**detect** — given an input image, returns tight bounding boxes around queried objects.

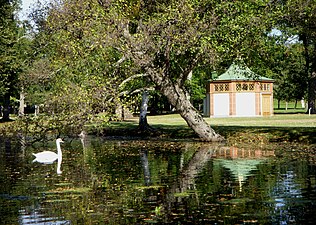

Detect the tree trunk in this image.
[302,35,316,114]
[301,98,305,108]
[34,105,40,116]
[19,91,25,117]
[114,103,123,121]
[307,71,316,114]
[139,90,151,132]
[1,93,11,121]
[177,96,223,142]
[151,73,223,142]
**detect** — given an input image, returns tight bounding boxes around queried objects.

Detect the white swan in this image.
[32,138,64,164]
[33,138,64,174]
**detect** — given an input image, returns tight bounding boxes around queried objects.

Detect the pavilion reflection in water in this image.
[213,146,275,191]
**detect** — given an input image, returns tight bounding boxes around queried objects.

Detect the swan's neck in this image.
[57,156,62,174]
[56,142,62,156]
[56,141,62,174]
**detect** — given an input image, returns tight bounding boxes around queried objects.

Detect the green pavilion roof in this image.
[213,63,273,82]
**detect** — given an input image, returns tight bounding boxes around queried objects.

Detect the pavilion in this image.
[203,62,274,117]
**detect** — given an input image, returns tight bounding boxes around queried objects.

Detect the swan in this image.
[32,138,64,164]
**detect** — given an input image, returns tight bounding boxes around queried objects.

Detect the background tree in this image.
[0,0,23,121]
[19,0,125,137]
[273,44,307,108]
[279,0,316,113]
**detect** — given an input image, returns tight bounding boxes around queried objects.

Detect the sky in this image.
[18,0,36,20]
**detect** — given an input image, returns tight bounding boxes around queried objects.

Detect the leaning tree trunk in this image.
[173,90,222,142]
[151,73,223,142]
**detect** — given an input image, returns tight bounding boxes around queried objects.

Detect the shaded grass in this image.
[1,113,315,146]
[103,114,316,145]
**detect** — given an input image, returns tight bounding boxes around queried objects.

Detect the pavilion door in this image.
[262,94,271,116]
[213,93,230,116]
[236,93,256,116]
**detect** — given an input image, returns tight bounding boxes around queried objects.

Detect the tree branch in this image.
[119,73,149,88]
[119,87,155,97]
[177,54,201,86]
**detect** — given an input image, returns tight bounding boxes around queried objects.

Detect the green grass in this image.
[140,113,316,127]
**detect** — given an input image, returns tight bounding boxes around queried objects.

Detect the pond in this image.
[0,136,316,224]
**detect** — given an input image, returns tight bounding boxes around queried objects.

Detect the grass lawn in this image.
[142,113,316,127]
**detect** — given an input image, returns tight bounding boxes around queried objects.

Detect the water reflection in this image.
[19,207,70,225]
[0,137,315,224]
[214,147,275,191]
[268,164,314,224]
[140,150,151,186]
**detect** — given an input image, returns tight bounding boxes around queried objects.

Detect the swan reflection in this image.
[32,138,64,174]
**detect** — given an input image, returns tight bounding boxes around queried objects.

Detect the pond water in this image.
[0,136,316,224]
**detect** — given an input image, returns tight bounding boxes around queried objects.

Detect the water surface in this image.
[0,136,315,224]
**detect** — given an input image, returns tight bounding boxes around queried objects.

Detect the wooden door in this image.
[262,94,271,116]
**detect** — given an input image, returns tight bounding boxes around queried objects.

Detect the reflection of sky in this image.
[269,170,303,224]
[19,206,70,225]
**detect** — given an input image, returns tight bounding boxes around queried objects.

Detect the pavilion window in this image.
[236,83,242,91]
[214,84,220,92]
[224,83,229,91]
[214,83,229,92]
[261,83,270,91]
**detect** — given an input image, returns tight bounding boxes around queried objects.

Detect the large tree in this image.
[101,0,278,141]
[118,0,223,141]
[30,0,280,141]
